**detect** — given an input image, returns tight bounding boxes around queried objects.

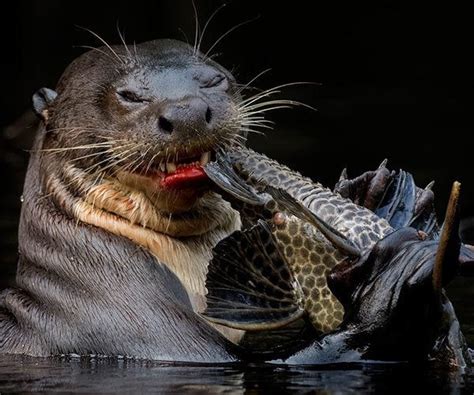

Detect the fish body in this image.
[272,216,346,332]
[204,216,347,334]
[203,148,370,334]
[202,147,441,335]
[228,147,394,251]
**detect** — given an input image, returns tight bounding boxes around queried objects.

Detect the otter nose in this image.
[157,97,212,135]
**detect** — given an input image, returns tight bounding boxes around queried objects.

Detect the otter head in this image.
[33,39,244,236]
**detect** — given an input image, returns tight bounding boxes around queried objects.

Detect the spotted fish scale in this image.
[203,148,453,341]
[230,148,393,250]
[273,217,346,332]
[203,148,390,334]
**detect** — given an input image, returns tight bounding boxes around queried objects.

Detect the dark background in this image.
[1,0,473,288]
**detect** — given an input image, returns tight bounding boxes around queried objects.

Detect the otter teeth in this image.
[161,152,210,174]
[166,162,177,173]
[200,152,211,166]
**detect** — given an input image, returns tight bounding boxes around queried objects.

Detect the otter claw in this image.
[339,168,348,182]
[425,180,435,191]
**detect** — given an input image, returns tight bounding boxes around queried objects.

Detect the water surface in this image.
[0,355,473,394]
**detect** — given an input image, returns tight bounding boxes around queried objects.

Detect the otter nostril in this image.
[205,107,212,124]
[158,116,174,134]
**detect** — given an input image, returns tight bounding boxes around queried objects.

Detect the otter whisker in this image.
[196,2,228,55]
[67,149,114,163]
[204,16,258,59]
[90,170,107,192]
[130,144,153,175]
[203,52,223,62]
[117,158,139,175]
[93,151,139,175]
[238,91,287,108]
[37,139,132,156]
[216,130,247,149]
[191,0,201,56]
[178,27,191,46]
[240,122,274,130]
[40,126,126,135]
[234,68,272,97]
[220,137,245,150]
[117,157,142,176]
[233,83,263,94]
[144,149,163,175]
[240,121,275,129]
[69,81,112,95]
[107,145,141,166]
[133,41,138,60]
[66,141,137,163]
[228,131,248,141]
[82,147,137,176]
[222,118,271,139]
[165,212,173,234]
[79,27,126,65]
[235,115,274,124]
[39,161,109,205]
[116,22,133,60]
[109,155,139,177]
[240,99,315,112]
[239,128,266,136]
[34,142,115,154]
[238,82,318,107]
[114,143,145,162]
[129,153,149,175]
[76,45,121,66]
[239,105,294,117]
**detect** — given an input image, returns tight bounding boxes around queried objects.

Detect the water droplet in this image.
[20,195,24,203]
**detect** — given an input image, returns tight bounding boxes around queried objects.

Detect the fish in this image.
[204,215,349,334]
[206,147,439,248]
[201,147,442,334]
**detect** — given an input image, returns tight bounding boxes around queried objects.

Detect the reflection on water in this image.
[0,355,473,394]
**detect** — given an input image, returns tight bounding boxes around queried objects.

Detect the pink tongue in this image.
[160,165,209,189]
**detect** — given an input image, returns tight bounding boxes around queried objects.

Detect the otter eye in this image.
[117,90,147,104]
[203,75,226,89]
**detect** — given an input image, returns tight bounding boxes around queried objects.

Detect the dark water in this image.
[0,355,473,394]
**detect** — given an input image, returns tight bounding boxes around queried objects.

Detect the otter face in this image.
[35,39,243,214]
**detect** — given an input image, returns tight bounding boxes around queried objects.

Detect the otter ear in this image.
[32,87,57,122]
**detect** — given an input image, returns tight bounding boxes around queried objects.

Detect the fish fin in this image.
[203,220,305,331]
[409,181,440,237]
[263,185,361,257]
[335,163,439,237]
[204,153,263,205]
[376,170,416,228]
[376,170,440,236]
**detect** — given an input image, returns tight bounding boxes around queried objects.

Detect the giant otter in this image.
[0,39,245,362]
[0,38,472,366]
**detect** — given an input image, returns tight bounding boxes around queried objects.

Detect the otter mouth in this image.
[143,151,214,190]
